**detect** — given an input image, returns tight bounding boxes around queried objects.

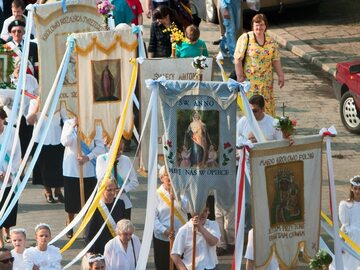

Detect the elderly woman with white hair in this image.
[103,219,141,270]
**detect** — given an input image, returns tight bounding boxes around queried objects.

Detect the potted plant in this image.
[309,250,333,270]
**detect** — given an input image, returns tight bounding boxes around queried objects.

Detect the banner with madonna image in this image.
[34,0,105,114]
[74,25,137,143]
[158,80,237,214]
[250,135,323,269]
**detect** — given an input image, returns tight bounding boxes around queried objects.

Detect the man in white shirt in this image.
[171,199,221,270]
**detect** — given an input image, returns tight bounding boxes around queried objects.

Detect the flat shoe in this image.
[55,192,65,203]
[44,193,56,203]
[66,228,73,239]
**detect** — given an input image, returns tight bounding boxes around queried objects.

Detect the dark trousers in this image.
[124,208,131,220]
[153,236,175,270]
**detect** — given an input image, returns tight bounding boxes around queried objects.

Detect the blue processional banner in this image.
[158,80,237,214]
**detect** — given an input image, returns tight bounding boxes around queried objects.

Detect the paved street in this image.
[3,0,360,269]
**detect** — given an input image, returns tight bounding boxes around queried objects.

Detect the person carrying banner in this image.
[104,219,141,270]
[85,178,126,255]
[153,165,188,270]
[61,117,105,238]
[96,138,139,220]
[0,107,21,247]
[3,18,38,80]
[339,175,360,270]
[171,198,221,270]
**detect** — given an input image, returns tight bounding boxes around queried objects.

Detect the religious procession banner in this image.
[158,80,236,213]
[33,0,105,114]
[74,26,137,143]
[139,58,214,171]
[250,135,323,269]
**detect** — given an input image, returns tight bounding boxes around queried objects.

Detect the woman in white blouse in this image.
[104,219,141,270]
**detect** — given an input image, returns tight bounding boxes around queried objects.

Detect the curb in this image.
[267,28,336,78]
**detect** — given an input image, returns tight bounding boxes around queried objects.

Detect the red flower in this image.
[224,142,231,149]
[291,119,297,126]
[167,140,172,148]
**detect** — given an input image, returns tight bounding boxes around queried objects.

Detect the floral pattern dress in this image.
[234,31,280,116]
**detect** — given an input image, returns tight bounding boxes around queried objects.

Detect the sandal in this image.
[44,193,56,204]
[66,228,73,239]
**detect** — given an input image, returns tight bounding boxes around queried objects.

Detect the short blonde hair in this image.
[116,219,135,235]
[159,165,168,179]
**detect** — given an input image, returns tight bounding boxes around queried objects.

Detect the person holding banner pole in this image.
[61,117,105,239]
[153,166,187,270]
[171,198,220,270]
[0,107,21,248]
[96,138,139,220]
[339,175,360,270]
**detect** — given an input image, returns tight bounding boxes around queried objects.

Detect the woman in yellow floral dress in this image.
[234,14,285,116]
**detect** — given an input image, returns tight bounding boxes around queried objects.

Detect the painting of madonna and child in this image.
[265,162,304,227]
[176,110,219,168]
[92,59,121,102]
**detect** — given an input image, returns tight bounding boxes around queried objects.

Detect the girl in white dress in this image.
[10,228,27,270]
[88,253,106,270]
[339,175,360,270]
[23,223,62,270]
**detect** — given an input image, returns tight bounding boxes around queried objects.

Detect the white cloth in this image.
[14,74,38,117]
[154,184,188,242]
[0,125,21,185]
[236,114,283,145]
[339,200,360,270]
[104,234,141,270]
[1,15,37,41]
[171,219,221,270]
[11,250,25,270]
[26,99,63,145]
[244,229,279,270]
[23,245,62,270]
[96,153,139,209]
[61,118,105,178]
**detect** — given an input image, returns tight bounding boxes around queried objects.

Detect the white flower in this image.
[272,118,279,127]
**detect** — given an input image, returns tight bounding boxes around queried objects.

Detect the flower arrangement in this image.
[273,116,297,138]
[163,22,186,45]
[192,56,208,70]
[309,250,333,270]
[96,0,115,26]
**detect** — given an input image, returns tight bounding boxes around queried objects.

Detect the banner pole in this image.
[192,225,196,270]
[169,187,175,270]
[77,127,86,208]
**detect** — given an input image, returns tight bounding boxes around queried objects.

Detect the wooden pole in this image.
[192,222,197,270]
[76,127,85,208]
[169,187,175,270]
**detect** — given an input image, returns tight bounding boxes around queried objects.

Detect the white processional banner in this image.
[250,136,323,269]
[74,27,137,143]
[139,58,214,171]
[34,0,104,113]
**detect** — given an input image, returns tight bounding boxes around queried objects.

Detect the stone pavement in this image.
[267,0,360,77]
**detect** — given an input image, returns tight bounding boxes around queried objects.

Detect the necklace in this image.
[254,33,265,47]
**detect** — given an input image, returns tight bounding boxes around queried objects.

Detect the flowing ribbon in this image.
[63,75,154,268]
[79,138,96,167]
[0,4,34,182]
[157,188,187,225]
[215,52,229,82]
[60,58,138,252]
[135,77,159,270]
[61,0,67,13]
[132,25,146,59]
[320,126,344,269]
[0,35,74,226]
[98,200,117,237]
[228,79,266,143]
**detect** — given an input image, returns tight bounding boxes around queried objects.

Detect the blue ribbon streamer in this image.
[0,37,74,226]
[61,0,67,13]
[227,78,251,93]
[80,140,96,167]
[131,25,146,59]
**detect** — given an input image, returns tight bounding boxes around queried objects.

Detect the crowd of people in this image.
[0,0,357,269]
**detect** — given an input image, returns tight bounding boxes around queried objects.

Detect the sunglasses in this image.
[11,30,22,34]
[0,257,14,264]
